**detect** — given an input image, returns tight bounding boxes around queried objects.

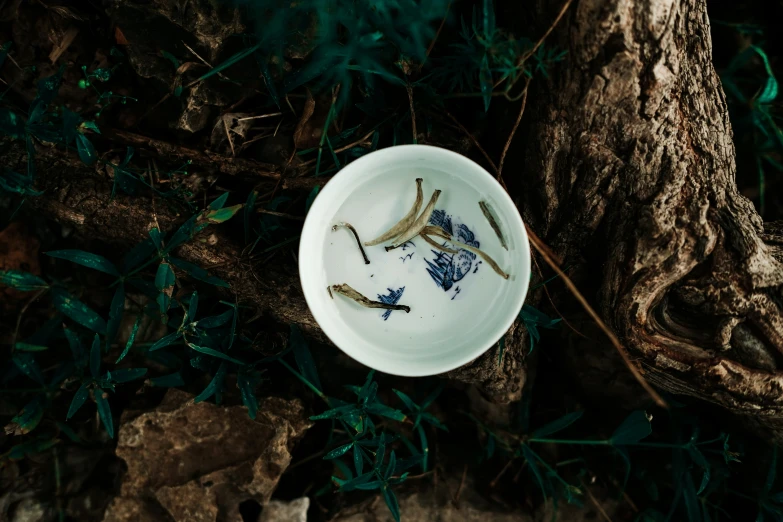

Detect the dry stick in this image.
[494,0,574,90]
[332,223,370,264]
[497,79,530,182]
[407,84,418,143]
[530,253,588,340]
[443,110,498,173]
[424,0,453,61]
[237,112,283,122]
[581,481,614,522]
[453,464,468,509]
[223,118,236,157]
[489,459,514,489]
[331,284,410,313]
[300,130,375,167]
[525,228,667,408]
[256,208,306,221]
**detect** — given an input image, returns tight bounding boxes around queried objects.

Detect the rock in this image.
[101,497,170,522]
[103,389,312,522]
[331,474,619,522]
[8,497,55,522]
[259,497,309,522]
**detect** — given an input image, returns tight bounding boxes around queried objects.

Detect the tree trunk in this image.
[516,0,783,441]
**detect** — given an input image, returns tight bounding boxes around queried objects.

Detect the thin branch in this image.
[256,209,306,221]
[443,110,498,173]
[407,85,418,144]
[525,226,668,408]
[424,0,453,61]
[497,79,530,182]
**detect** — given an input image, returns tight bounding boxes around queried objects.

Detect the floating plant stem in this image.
[390,189,442,248]
[420,234,459,254]
[365,178,423,246]
[450,239,510,279]
[331,284,411,313]
[332,222,370,264]
[479,201,508,250]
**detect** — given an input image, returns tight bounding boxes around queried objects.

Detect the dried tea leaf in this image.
[479,201,508,250]
[422,225,451,240]
[449,239,509,279]
[332,284,410,313]
[390,189,441,248]
[332,222,370,264]
[364,178,423,246]
[420,234,458,254]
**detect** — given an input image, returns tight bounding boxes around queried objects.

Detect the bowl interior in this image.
[299,145,530,376]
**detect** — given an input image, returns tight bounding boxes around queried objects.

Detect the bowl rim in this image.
[298,144,531,376]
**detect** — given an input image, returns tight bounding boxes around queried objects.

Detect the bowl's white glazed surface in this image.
[299,145,530,376]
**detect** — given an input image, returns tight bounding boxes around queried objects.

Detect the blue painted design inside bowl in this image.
[424,210,480,293]
[378,287,405,321]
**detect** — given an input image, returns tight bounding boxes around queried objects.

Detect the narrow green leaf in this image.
[150,372,185,387]
[51,287,106,333]
[520,445,549,500]
[197,309,233,329]
[46,250,120,276]
[0,270,48,291]
[196,44,261,83]
[95,389,114,438]
[244,190,258,244]
[324,443,354,460]
[385,450,397,480]
[393,389,418,412]
[687,445,711,495]
[67,382,90,420]
[108,368,147,383]
[188,343,244,365]
[480,54,492,112]
[76,134,97,165]
[12,352,44,385]
[290,324,322,392]
[335,471,375,492]
[7,396,45,435]
[382,486,401,522]
[194,362,227,403]
[149,330,182,352]
[106,284,125,352]
[610,411,652,445]
[161,50,180,69]
[123,237,156,273]
[56,421,81,442]
[355,480,384,491]
[90,334,101,378]
[305,185,320,213]
[14,342,47,352]
[169,257,230,288]
[354,444,364,475]
[203,204,243,224]
[237,371,258,419]
[416,424,429,472]
[187,291,199,322]
[64,328,85,365]
[115,313,142,363]
[210,192,229,210]
[155,261,175,314]
[532,411,584,438]
[366,403,407,422]
[483,0,496,38]
[332,459,354,482]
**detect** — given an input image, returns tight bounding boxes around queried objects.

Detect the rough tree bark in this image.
[516,0,783,440]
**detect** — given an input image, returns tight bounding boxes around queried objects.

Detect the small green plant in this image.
[720,31,782,216]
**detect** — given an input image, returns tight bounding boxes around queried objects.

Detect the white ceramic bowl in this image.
[299,145,531,376]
